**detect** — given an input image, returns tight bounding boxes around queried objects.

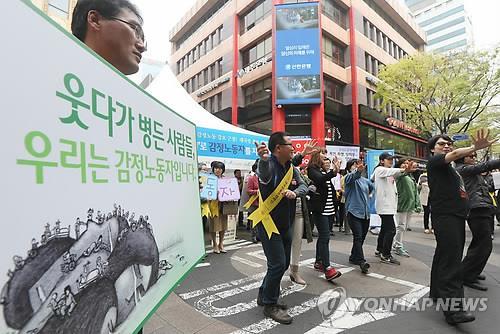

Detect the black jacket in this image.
[455,159,500,211]
[257,155,308,233]
[307,166,337,213]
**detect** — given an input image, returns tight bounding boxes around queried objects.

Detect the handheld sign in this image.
[199,172,218,200]
[0,2,204,334]
[217,178,241,202]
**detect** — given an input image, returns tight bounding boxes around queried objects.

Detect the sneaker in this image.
[263,305,293,325]
[407,227,412,231]
[394,248,410,257]
[424,229,430,234]
[314,261,325,272]
[325,267,342,281]
[374,251,381,258]
[360,262,370,274]
[380,254,400,265]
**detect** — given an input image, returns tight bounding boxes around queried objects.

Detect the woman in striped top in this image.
[307,152,342,282]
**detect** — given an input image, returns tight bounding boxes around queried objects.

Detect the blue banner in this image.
[196,127,268,160]
[275,2,321,105]
[366,149,395,180]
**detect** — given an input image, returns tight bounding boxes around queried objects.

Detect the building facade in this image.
[169,0,428,159]
[32,0,77,30]
[405,0,473,53]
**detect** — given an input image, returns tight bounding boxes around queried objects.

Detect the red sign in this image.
[386,117,421,135]
[292,139,311,167]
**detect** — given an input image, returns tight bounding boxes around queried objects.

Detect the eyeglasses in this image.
[435,141,453,147]
[108,17,147,46]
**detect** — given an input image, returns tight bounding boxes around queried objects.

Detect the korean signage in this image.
[325,145,361,170]
[1,2,204,334]
[237,55,272,77]
[274,2,322,105]
[386,117,421,135]
[199,172,218,200]
[217,178,241,202]
[196,127,268,162]
[195,74,230,97]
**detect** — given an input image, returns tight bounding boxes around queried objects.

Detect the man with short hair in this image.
[71,0,146,75]
[254,132,308,324]
[427,129,496,325]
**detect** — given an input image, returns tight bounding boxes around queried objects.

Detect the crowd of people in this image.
[200,130,499,327]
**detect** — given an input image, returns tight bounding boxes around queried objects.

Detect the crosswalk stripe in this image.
[231,256,263,268]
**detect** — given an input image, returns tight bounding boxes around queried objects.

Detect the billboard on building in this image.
[274,2,322,105]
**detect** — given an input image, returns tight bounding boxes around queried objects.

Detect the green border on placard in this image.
[20,0,195,128]
[17,1,207,334]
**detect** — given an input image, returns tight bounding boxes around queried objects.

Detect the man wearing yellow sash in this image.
[253,132,307,325]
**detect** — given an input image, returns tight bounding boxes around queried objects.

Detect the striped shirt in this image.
[322,171,336,216]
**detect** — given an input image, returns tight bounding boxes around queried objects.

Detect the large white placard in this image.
[0,2,204,334]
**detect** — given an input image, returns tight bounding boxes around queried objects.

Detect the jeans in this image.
[376,215,396,257]
[423,205,431,230]
[257,223,293,305]
[313,213,332,269]
[347,213,369,264]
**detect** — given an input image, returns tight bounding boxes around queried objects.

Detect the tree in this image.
[375,47,500,134]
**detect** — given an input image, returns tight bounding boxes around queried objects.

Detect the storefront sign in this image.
[365,75,379,86]
[237,55,272,77]
[1,2,204,333]
[196,75,230,97]
[275,2,322,105]
[386,117,421,135]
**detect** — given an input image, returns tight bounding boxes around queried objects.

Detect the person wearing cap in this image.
[427,129,496,325]
[344,158,374,273]
[208,161,229,254]
[372,152,416,265]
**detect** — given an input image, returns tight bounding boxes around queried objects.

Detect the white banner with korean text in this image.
[0,2,204,334]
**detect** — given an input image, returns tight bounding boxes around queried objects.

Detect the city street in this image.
[144,216,500,334]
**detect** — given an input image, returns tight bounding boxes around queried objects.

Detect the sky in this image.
[132,0,500,63]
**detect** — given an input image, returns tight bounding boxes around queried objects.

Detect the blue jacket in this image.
[344,169,374,219]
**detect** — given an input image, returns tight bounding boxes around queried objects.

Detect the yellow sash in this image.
[248,166,294,238]
[243,193,259,210]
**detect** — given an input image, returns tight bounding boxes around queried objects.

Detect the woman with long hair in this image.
[307,152,342,282]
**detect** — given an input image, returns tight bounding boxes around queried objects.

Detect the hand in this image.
[255,141,269,161]
[471,129,498,151]
[302,139,319,156]
[333,156,341,171]
[404,161,417,173]
[356,161,366,172]
[282,190,297,200]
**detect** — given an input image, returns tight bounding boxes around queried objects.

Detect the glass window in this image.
[249,46,257,64]
[257,42,265,59]
[203,69,208,85]
[217,93,222,111]
[218,59,223,77]
[265,37,272,55]
[244,77,272,105]
[206,36,212,52]
[210,64,216,81]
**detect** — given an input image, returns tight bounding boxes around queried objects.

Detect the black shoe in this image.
[263,305,293,325]
[445,311,475,325]
[330,230,335,236]
[463,281,488,291]
[252,236,258,243]
[360,262,370,274]
[477,274,486,281]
